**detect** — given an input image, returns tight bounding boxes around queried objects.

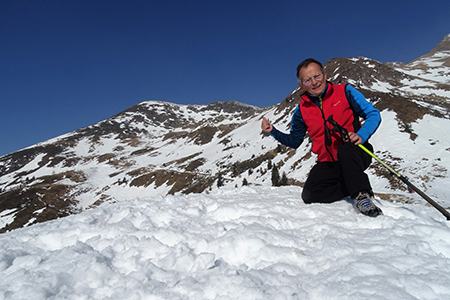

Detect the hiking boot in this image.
[354,191,383,217]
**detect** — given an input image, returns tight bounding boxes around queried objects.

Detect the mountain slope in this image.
[1,34,450,233]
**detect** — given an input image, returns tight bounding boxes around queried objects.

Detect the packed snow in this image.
[1,185,450,299]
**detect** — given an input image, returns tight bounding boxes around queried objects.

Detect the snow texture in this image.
[1,186,450,299]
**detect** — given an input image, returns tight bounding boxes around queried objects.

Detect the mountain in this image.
[1,34,450,233]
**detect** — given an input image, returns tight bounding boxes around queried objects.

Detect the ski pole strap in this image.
[326,115,349,143]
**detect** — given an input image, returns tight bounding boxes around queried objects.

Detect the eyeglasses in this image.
[300,73,323,86]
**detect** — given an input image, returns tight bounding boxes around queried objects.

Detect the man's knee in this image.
[337,142,354,160]
[302,188,312,204]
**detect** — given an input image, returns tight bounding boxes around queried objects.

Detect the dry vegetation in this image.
[129,169,215,195]
[0,171,85,233]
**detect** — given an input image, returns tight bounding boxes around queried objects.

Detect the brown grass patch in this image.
[129,169,215,195]
[0,171,86,233]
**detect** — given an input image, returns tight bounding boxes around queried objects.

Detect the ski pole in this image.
[358,144,450,221]
[326,114,450,221]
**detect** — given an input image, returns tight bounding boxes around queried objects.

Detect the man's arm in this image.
[261,106,307,149]
[345,85,381,143]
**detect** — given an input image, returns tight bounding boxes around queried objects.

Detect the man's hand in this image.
[261,117,273,133]
[348,132,362,145]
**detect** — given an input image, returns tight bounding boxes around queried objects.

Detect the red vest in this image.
[299,83,360,162]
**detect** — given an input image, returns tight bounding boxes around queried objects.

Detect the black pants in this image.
[301,142,373,204]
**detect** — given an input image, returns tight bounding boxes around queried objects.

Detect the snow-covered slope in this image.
[1,34,450,234]
[1,186,450,299]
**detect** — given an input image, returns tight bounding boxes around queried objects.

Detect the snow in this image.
[1,185,450,299]
[2,41,450,299]
[0,209,17,230]
[369,111,450,202]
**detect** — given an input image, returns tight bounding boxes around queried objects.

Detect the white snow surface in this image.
[1,185,450,300]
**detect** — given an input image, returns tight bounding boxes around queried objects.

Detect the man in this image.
[261,58,382,217]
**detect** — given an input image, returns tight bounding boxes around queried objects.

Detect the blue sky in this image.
[1,0,450,156]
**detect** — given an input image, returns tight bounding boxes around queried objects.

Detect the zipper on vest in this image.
[319,94,336,162]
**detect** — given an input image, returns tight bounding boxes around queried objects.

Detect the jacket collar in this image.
[301,82,333,102]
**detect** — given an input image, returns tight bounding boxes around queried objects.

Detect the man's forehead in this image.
[299,63,322,76]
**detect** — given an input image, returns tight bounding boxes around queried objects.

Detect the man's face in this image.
[298,63,327,96]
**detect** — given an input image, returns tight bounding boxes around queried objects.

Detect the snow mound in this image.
[1,186,450,299]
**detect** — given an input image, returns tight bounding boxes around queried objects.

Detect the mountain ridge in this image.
[1,34,450,233]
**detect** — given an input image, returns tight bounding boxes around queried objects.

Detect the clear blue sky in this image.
[1,0,450,156]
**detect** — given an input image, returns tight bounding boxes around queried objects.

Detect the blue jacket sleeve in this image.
[269,105,306,149]
[345,85,381,143]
